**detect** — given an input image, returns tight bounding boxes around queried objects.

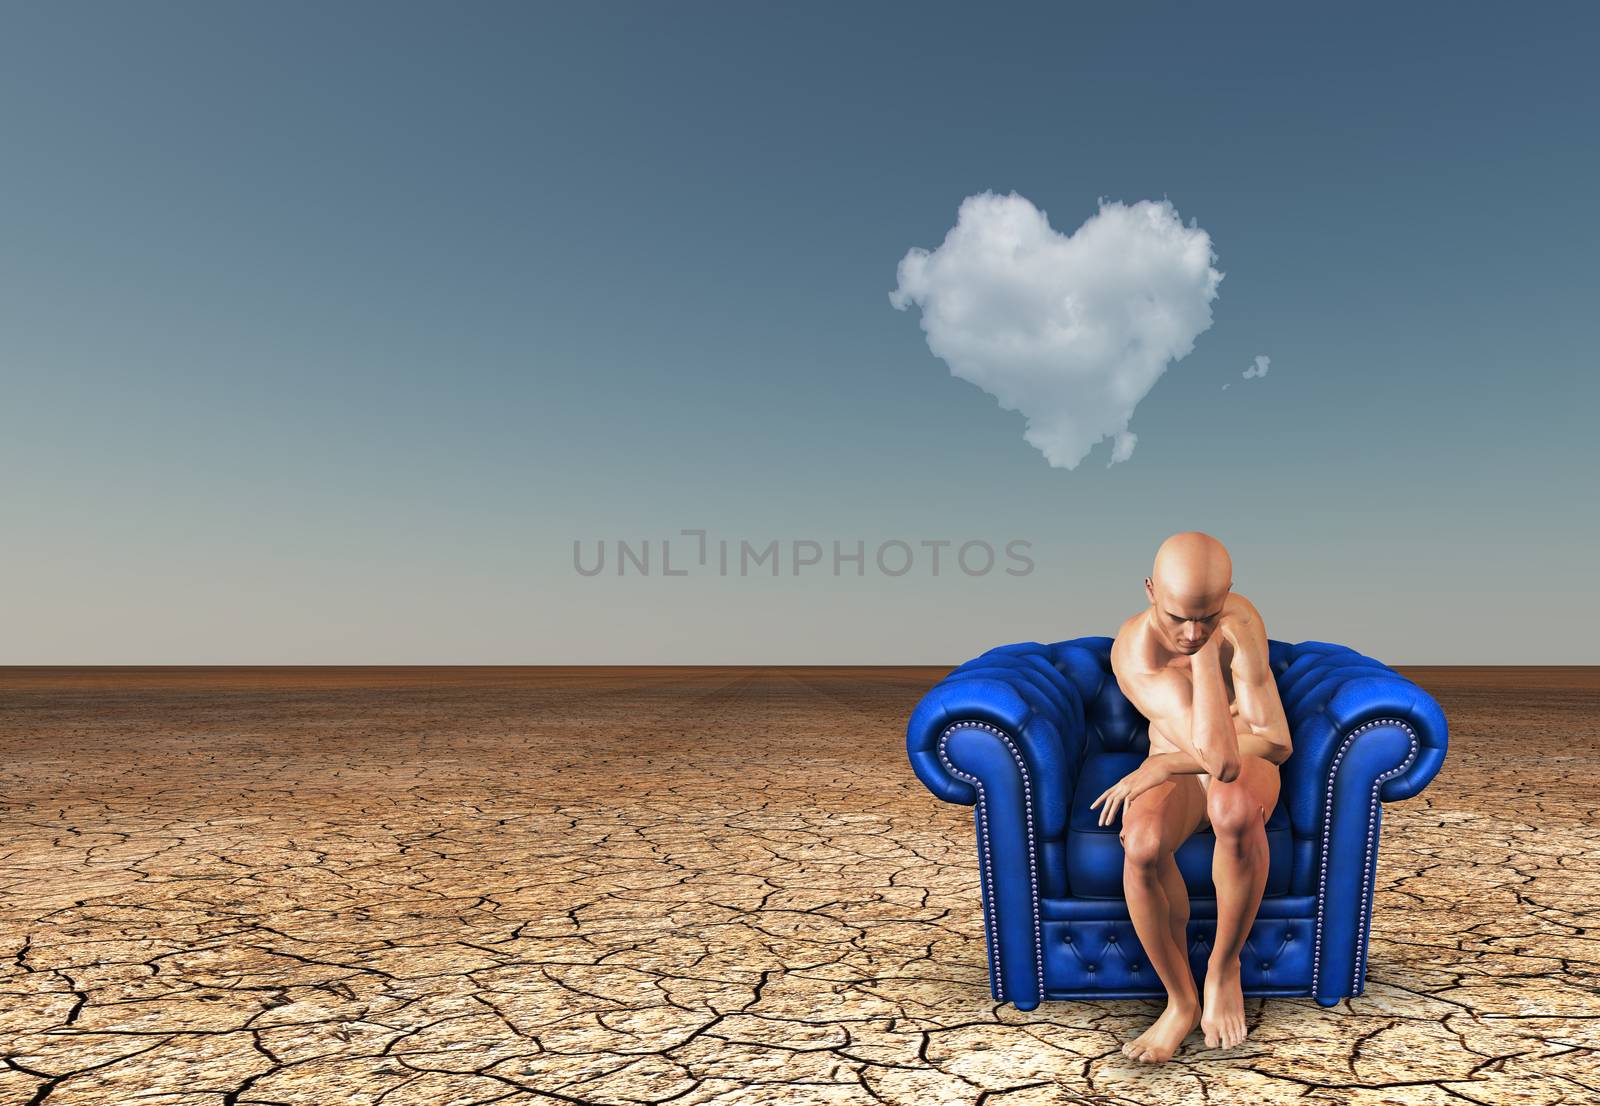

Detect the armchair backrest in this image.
[1042,635,1446,855]
[1042,635,1297,761]
[911,633,1446,901]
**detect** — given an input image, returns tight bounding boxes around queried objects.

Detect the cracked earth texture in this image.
[0,664,1595,1106]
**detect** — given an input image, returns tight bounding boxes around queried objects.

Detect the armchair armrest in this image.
[905,645,1086,837]
[904,644,1089,1011]
[1274,643,1450,1005]
[1277,643,1449,838]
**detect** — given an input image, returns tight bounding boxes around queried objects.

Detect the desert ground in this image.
[0,663,1595,1105]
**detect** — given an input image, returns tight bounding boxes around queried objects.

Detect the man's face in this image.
[1145,577,1226,655]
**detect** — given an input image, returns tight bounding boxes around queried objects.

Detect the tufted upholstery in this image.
[906,635,1448,1010]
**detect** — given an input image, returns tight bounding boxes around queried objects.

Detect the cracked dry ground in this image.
[0,666,1596,1106]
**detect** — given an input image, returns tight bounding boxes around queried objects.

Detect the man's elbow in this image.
[1265,728,1293,765]
[1250,739,1292,768]
[1237,728,1292,767]
[1206,753,1243,783]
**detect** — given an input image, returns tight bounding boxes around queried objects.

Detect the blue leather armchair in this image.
[905,636,1447,1010]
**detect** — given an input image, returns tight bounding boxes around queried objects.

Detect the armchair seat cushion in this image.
[1066,752,1294,899]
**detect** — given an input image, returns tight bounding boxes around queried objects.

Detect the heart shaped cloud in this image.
[890,192,1223,469]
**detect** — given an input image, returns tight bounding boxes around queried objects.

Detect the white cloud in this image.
[1224,353,1271,390]
[890,191,1223,469]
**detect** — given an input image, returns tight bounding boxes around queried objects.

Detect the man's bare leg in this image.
[1119,776,1207,1063]
[1159,832,1192,955]
[1202,754,1281,1049]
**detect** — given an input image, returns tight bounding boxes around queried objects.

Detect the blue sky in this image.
[3,1,1596,664]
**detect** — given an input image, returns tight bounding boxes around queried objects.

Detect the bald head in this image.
[1148,531,1233,612]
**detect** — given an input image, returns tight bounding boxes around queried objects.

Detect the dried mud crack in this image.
[0,664,1595,1105]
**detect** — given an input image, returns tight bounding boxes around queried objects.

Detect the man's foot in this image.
[1201,958,1248,1049]
[1122,997,1200,1063]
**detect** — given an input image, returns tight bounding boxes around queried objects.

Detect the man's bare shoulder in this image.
[1223,592,1278,683]
[1110,610,1147,669]
[1224,591,1263,626]
[1110,611,1167,693]
[1223,592,1271,653]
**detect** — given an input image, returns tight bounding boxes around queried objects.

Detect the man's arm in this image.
[1149,734,1284,776]
[1222,598,1293,765]
[1115,655,1243,783]
[1189,634,1242,780]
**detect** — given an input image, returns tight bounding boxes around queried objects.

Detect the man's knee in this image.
[1207,786,1267,838]
[1119,823,1169,869]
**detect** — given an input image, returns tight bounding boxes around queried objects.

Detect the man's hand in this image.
[1194,628,1229,660]
[1088,758,1172,827]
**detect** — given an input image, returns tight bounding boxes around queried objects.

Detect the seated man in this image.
[1090,530,1292,1063]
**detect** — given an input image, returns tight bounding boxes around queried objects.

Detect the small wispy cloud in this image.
[890,191,1224,470]
[1224,354,1271,390]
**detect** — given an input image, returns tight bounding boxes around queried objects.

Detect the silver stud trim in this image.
[1310,717,1419,998]
[936,720,1044,1003]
